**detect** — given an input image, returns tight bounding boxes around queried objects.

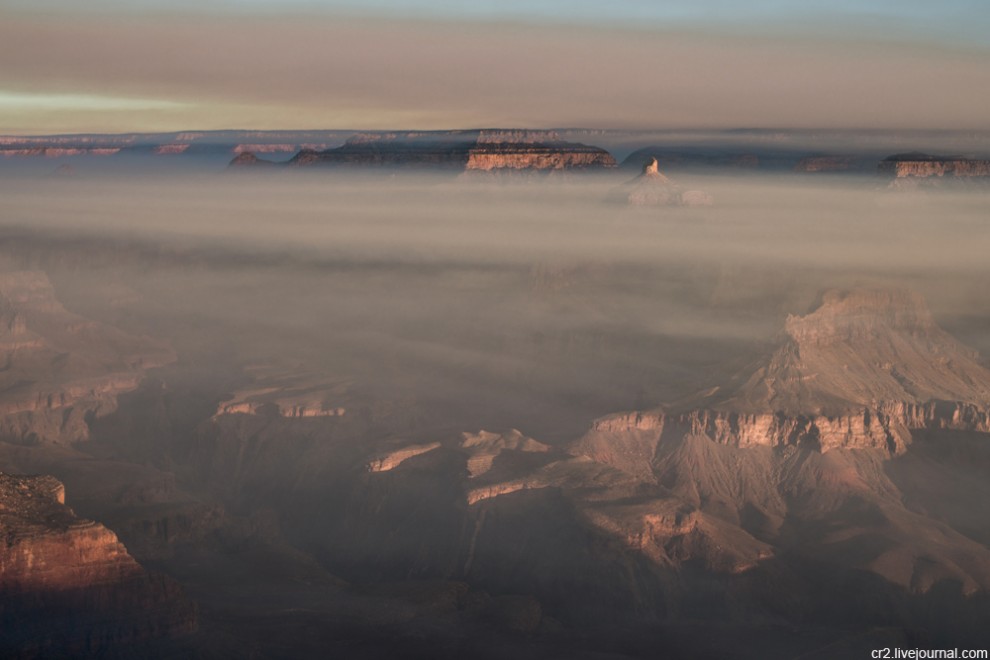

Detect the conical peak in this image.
[643,157,660,175]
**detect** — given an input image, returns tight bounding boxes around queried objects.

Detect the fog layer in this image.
[2,170,990,439]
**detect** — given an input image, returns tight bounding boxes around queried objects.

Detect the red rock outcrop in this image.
[0,473,196,656]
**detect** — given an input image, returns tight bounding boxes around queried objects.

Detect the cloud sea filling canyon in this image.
[2,129,990,658]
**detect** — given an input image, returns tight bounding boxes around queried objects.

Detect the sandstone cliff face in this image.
[0,473,196,656]
[879,152,990,178]
[584,400,990,459]
[0,271,175,444]
[464,138,615,171]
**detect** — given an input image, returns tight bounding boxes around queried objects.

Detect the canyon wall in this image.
[0,474,196,657]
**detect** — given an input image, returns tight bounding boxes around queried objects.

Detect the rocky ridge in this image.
[0,473,196,656]
[449,288,990,594]
[262,130,617,172]
[0,271,175,444]
[214,365,349,419]
[879,152,990,178]
[161,285,990,645]
[585,289,990,457]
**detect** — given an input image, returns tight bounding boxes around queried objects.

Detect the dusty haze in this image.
[2,13,990,133]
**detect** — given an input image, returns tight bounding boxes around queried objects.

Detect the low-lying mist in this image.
[2,170,990,439]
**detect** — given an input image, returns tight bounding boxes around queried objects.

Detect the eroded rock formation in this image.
[583,289,990,458]
[611,158,713,207]
[0,271,175,444]
[0,473,196,656]
[880,152,990,178]
[215,365,348,419]
[461,288,990,597]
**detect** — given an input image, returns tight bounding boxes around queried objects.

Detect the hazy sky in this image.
[1,0,988,134]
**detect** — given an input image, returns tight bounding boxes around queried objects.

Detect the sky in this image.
[1,0,989,134]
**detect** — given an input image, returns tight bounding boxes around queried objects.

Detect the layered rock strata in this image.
[277,130,616,172]
[0,473,196,656]
[879,152,990,178]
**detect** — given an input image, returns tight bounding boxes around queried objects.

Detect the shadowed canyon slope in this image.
[0,271,175,445]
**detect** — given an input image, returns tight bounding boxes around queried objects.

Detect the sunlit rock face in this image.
[464,131,616,171]
[582,289,990,456]
[611,157,714,206]
[0,474,196,656]
[0,271,175,445]
[275,130,616,172]
[880,152,990,178]
[457,288,990,599]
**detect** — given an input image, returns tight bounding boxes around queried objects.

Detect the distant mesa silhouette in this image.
[228,151,276,168]
[228,130,617,174]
